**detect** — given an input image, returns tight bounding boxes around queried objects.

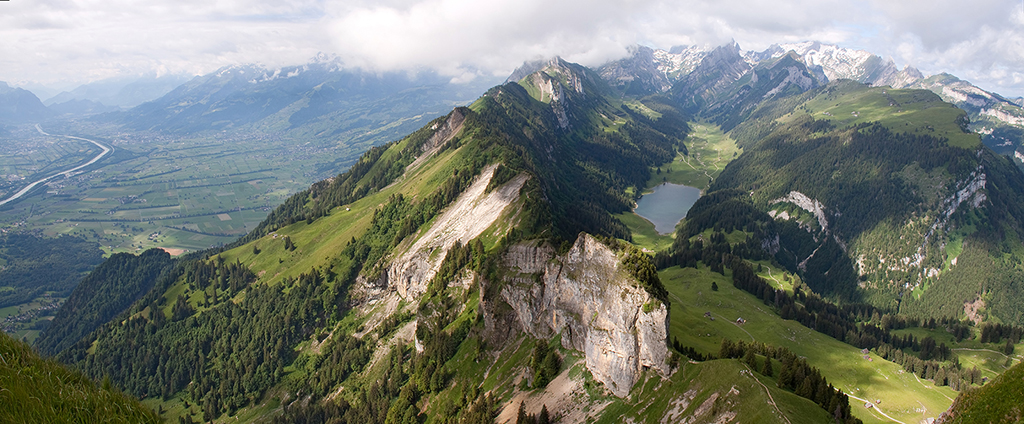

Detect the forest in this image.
[0,233,105,308]
[35,248,174,355]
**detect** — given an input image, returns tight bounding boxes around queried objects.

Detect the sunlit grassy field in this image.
[660,265,960,424]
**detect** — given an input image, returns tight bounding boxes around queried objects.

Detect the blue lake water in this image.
[634,183,702,234]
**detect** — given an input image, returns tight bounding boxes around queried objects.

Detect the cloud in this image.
[0,0,331,87]
[1,0,1023,97]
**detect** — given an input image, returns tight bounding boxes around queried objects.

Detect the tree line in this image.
[715,339,860,424]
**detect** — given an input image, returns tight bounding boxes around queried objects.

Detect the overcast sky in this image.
[2,0,1023,97]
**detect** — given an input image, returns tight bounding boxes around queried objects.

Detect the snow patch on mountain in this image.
[775,42,875,81]
[652,45,711,80]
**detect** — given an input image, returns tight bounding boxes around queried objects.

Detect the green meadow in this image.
[652,122,742,191]
[787,83,982,149]
[660,265,961,424]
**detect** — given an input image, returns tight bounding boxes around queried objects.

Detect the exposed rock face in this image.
[771,191,830,232]
[653,45,711,81]
[757,41,922,89]
[762,65,817,98]
[673,43,752,113]
[496,234,669,397]
[507,57,597,130]
[382,164,529,300]
[405,108,466,173]
[982,107,1024,126]
[598,45,673,95]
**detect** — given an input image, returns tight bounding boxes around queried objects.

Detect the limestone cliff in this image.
[381,164,529,300]
[489,234,669,397]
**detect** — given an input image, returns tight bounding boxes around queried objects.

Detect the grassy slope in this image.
[428,312,831,424]
[889,326,1023,382]
[942,360,1024,423]
[200,137,466,290]
[599,359,832,424]
[0,331,159,424]
[783,82,981,149]
[140,112,521,421]
[660,264,959,424]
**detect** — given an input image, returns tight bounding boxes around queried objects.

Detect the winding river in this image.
[0,125,113,206]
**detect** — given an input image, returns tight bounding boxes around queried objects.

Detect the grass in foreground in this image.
[599,358,831,424]
[0,331,159,424]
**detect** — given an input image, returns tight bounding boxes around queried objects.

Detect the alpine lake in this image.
[633,183,701,235]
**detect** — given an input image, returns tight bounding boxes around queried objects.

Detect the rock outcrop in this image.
[598,45,673,95]
[405,107,466,173]
[494,234,669,397]
[383,164,529,300]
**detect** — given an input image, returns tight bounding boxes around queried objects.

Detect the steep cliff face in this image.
[405,107,466,173]
[598,45,673,95]
[382,164,529,300]
[492,234,669,397]
[672,43,752,114]
[509,57,597,130]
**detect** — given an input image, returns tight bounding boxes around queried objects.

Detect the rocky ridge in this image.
[492,234,669,397]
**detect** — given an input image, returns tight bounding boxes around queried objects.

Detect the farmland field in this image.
[0,122,386,254]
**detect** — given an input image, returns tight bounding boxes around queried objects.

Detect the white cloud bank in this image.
[1,0,1022,96]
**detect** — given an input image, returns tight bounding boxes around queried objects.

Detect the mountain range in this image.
[4,40,1024,424]
[117,56,499,141]
[43,73,194,109]
[601,42,1024,161]
[0,81,54,124]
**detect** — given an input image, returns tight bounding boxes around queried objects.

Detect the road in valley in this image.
[0,125,113,206]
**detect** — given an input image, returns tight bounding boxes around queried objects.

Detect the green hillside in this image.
[35,248,174,355]
[0,331,159,424]
[55,59,743,423]
[939,360,1024,423]
[694,81,1024,323]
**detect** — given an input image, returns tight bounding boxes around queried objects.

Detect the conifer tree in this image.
[744,349,757,369]
[516,402,529,424]
[538,405,550,424]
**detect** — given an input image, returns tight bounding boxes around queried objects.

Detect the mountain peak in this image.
[597,44,671,95]
[505,56,570,84]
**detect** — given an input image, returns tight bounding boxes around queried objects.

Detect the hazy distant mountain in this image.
[48,98,120,116]
[44,74,192,109]
[597,45,673,95]
[118,55,500,144]
[0,81,54,124]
